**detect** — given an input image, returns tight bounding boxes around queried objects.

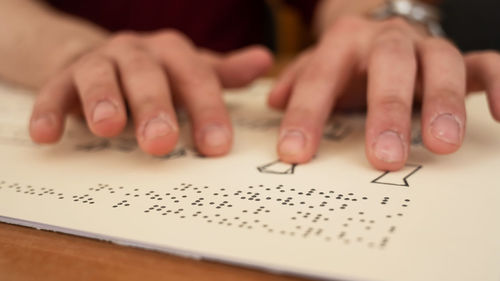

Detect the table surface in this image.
[0,60,311,281]
[0,222,308,281]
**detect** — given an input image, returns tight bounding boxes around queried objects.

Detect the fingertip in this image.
[196,124,233,157]
[29,113,63,143]
[140,135,179,156]
[247,45,274,71]
[277,129,315,164]
[367,130,408,171]
[137,114,179,156]
[423,113,463,154]
[369,159,407,172]
[91,118,127,138]
[488,90,500,122]
[86,100,127,138]
[219,45,275,88]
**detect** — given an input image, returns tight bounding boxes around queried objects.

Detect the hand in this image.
[30,30,273,156]
[269,16,500,171]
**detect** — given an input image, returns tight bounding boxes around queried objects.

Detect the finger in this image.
[30,71,78,143]
[72,54,127,138]
[105,37,179,156]
[365,28,417,171]
[147,31,232,157]
[277,34,356,163]
[201,45,274,88]
[465,51,500,121]
[268,49,312,110]
[418,38,466,154]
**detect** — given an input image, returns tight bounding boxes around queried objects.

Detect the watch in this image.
[371,0,445,37]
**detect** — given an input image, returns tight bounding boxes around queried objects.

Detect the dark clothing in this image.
[46,0,318,53]
[45,0,499,53]
[440,0,500,52]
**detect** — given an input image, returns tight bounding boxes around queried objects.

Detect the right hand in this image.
[29,30,273,156]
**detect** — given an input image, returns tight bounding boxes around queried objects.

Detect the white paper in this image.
[0,80,498,281]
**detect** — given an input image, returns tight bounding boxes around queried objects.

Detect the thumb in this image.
[203,46,274,88]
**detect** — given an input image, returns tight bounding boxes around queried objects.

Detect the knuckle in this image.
[378,28,409,44]
[327,15,365,35]
[382,17,412,31]
[429,88,465,106]
[108,31,139,46]
[83,83,117,100]
[134,95,159,109]
[377,95,412,115]
[121,51,154,70]
[180,71,214,93]
[483,50,500,62]
[421,38,460,56]
[153,29,191,47]
[373,29,412,56]
[75,54,113,74]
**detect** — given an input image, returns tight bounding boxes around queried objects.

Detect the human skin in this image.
[270,0,500,170]
[0,0,499,170]
[0,0,273,157]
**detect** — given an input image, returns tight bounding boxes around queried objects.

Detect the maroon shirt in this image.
[46,0,319,52]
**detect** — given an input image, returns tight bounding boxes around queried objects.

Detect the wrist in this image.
[371,0,444,37]
[313,0,441,38]
[313,0,386,36]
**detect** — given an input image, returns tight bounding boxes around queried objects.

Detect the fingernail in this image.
[31,113,55,131]
[143,114,175,141]
[279,129,306,156]
[430,113,461,145]
[374,130,405,163]
[202,125,230,147]
[92,100,117,123]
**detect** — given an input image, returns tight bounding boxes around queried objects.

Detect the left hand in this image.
[269,15,500,171]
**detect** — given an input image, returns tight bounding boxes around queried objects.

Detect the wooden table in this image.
[0,222,309,281]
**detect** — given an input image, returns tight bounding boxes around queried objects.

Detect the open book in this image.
[0,80,498,281]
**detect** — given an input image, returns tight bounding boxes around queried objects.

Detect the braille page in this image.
[0,80,499,281]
